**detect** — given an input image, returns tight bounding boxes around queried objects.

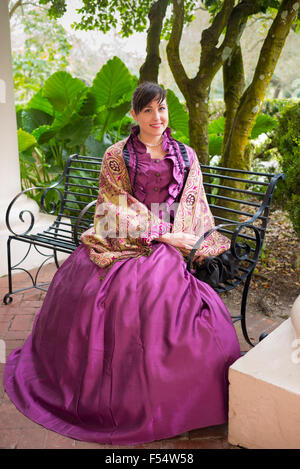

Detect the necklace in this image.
[138,134,163,147]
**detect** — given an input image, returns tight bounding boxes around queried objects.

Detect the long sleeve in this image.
[81,140,171,269]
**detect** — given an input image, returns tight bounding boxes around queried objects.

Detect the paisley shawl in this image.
[81,137,231,270]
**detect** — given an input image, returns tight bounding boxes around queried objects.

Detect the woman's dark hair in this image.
[131,81,166,115]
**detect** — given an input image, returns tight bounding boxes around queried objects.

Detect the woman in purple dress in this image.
[3,82,241,446]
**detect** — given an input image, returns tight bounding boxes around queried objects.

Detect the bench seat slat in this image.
[201,164,275,178]
[21,234,75,250]
[213,214,267,226]
[74,156,102,162]
[206,193,261,207]
[209,204,268,220]
[66,182,98,191]
[201,172,270,185]
[203,182,265,198]
[65,191,97,199]
[51,221,92,231]
[67,175,99,182]
[70,166,100,173]
[46,227,74,236]
[36,232,73,243]
[63,199,96,208]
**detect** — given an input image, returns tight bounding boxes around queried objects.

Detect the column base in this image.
[228,317,300,449]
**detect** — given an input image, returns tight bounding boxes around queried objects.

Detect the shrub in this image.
[272,102,300,236]
[260,98,299,117]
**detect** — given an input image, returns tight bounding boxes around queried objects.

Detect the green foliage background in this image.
[10,4,300,233]
[271,102,300,235]
[16,57,191,210]
[12,9,71,105]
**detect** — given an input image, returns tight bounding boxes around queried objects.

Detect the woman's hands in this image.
[157,232,199,253]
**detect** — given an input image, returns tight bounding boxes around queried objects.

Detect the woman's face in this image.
[131,97,168,139]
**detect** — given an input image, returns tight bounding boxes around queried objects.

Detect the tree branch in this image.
[9,0,23,18]
[196,0,259,84]
[253,142,275,160]
[166,0,190,96]
[139,0,169,83]
[9,0,44,18]
[219,0,261,53]
[200,0,235,49]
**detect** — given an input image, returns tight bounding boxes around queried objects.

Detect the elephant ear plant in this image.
[16,56,190,216]
[16,57,137,214]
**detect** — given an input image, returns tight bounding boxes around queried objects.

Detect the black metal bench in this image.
[3,153,284,347]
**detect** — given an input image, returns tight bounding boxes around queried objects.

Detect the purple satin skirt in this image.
[3,243,241,445]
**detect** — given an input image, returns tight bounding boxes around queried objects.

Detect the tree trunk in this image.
[186,87,210,164]
[139,0,169,84]
[167,0,259,164]
[217,0,299,218]
[222,43,246,156]
[222,0,299,171]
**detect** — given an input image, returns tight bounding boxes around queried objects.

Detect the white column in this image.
[0,0,21,200]
[0,0,68,279]
[228,296,300,449]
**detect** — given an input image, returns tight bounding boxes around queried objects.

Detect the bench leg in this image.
[3,238,13,305]
[240,270,256,347]
[2,238,57,305]
[240,268,271,347]
[53,249,60,269]
[2,238,37,305]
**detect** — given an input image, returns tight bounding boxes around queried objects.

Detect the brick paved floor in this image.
[0,261,283,449]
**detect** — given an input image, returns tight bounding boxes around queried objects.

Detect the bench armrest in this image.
[186,220,261,272]
[5,181,65,237]
[5,155,82,237]
[187,172,285,272]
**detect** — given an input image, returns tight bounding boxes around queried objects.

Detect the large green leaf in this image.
[33,124,57,144]
[78,91,97,116]
[19,152,36,165]
[42,71,87,112]
[58,115,94,146]
[250,114,278,139]
[84,135,107,158]
[34,102,88,144]
[17,128,37,152]
[167,89,189,138]
[207,114,277,141]
[208,117,225,135]
[91,56,135,111]
[94,100,131,130]
[27,89,54,116]
[20,109,54,133]
[50,102,82,129]
[209,134,223,157]
[171,129,190,145]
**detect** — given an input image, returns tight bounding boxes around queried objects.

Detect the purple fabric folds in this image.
[3,243,240,445]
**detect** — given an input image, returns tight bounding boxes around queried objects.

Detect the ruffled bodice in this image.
[126,126,194,221]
